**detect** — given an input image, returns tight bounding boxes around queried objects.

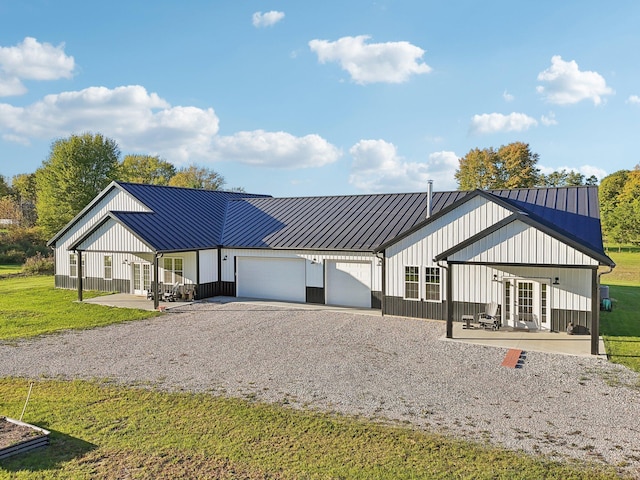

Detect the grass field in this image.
[599,252,640,372]
[0,276,158,340]
[0,378,623,480]
[0,264,21,276]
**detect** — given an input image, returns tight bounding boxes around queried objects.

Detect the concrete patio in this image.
[82,293,192,311]
[446,321,607,358]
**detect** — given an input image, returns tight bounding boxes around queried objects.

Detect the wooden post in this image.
[153,253,160,310]
[77,251,83,302]
[591,268,599,355]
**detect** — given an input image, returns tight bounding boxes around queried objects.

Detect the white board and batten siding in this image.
[74,219,152,254]
[448,220,599,266]
[385,196,513,298]
[198,249,218,284]
[54,187,150,276]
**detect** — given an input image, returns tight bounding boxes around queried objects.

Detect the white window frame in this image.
[424,266,441,302]
[104,255,112,280]
[404,266,420,300]
[69,253,77,278]
[163,257,184,285]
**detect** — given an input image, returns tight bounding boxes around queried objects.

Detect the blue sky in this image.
[1,1,639,196]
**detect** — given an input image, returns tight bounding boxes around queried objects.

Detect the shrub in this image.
[22,252,54,275]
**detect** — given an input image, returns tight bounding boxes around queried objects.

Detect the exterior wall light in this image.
[553,277,560,285]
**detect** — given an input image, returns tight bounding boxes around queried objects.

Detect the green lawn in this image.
[600,252,640,372]
[0,378,623,480]
[0,264,22,276]
[0,275,158,340]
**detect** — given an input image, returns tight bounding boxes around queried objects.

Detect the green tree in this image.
[168,165,226,190]
[539,169,598,187]
[455,142,540,190]
[0,175,11,198]
[36,133,120,238]
[11,173,38,226]
[118,155,176,185]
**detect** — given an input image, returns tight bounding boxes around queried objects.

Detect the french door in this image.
[132,262,151,296]
[503,279,549,330]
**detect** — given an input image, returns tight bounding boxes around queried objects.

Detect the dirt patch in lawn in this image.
[0,417,44,449]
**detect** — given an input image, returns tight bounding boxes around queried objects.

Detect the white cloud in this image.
[469,112,538,135]
[252,11,285,28]
[0,37,75,97]
[308,35,431,84]
[536,55,613,105]
[0,85,219,160]
[539,164,607,181]
[212,130,341,168]
[0,84,340,169]
[349,139,458,192]
[503,90,514,102]
[540,111,558,126]
[627,95,640,105]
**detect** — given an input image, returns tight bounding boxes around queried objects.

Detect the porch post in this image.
[76,250,83,302]
[591,268,599,355]
[153,253,160,310]
[446,263,453,338]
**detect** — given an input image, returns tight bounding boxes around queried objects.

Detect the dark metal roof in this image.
[113,182,269,251]
[221,191,464,250]
[221,186,608,261]
[64,182,608,263]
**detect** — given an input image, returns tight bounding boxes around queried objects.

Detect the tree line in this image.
[0,132,233,263]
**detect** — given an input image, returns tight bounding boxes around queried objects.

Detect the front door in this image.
[503,279,549,330]
[132,262,151,296]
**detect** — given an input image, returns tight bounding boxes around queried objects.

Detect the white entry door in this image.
[132,262,151,296]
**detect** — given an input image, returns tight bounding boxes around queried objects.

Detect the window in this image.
[104,255,112,280]
[405,266,419,299]
[70,253,77,278]
[424,267,441,301]
[163,257,184,285]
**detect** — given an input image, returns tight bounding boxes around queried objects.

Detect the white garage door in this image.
[326,261,372,308]
[237,257,306,303]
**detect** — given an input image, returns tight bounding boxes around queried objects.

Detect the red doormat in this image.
[501,349,525,368]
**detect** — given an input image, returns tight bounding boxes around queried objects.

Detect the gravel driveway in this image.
[1,300,639,475]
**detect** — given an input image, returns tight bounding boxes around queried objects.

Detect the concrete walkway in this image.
[82,293,191,311]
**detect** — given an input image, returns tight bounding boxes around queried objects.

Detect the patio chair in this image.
[477,301,500,330]
[163,282,180,302]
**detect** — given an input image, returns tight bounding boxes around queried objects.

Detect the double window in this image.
[404,266,441,302]
[163,257,183,285]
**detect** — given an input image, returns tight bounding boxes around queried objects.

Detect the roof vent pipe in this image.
[426,180,433,219]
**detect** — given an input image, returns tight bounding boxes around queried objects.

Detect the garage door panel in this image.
[326,261,371,308]
[237,257,305,303]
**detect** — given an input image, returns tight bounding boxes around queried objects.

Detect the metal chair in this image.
[477,301,500,330]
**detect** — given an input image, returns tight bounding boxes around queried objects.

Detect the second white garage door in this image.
[326,261,372,308]
[237,257,306,303]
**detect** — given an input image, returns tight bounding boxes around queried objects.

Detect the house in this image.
[48,181,614,355]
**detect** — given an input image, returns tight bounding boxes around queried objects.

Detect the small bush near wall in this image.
[22,253,54,275]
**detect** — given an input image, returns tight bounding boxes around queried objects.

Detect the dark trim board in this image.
[55,275,129,293]
[551,309,591,333]
[371,291,383,310]
[383,296,445,320]
[306,287,325,304]
[217,281,236,297]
